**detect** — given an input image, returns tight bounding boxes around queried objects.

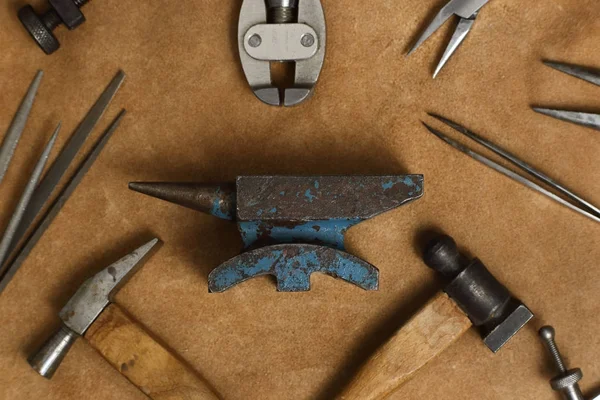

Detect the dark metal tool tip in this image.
[422,234,463,279]
[129,182,236,218]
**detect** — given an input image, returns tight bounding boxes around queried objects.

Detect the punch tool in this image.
[422,114,600,224]
[408,0,491,78]
[533,61,600,131]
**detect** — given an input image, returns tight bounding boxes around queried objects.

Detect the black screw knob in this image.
[18,0,90,55]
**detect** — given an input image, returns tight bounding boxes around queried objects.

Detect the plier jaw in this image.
[408,0,490,78]
[238,0,326,106]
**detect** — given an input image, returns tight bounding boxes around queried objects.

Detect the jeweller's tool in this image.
[0,70,44,185]
[19,0,92,55]
[407,0,491,78]
[0,111,125,294]
[339,234,532,399]
[533,61,600,131]
[28,238,222,399]
[539,326,600,400]
[0,125,59,267]
[238,0,326,106]
[129,176,424,292]
[422,114,600,224]
[5,71,125,260]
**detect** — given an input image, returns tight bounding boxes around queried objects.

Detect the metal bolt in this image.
[18,0,90,55]
[301,34,315,47]
[539,326,585,400]
[248,34,262,48]
[266,0,298,23]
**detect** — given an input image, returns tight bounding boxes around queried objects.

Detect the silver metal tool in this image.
[28,238,160,379]
[6,71,125,259]
[0,70,44,185]
[539,326,600,400]
[533,61,600,131]
[0,111,125,294]
[0,124,59,267]
[422,114,600,224]
[408,0,490,78]
[238,0,326,106]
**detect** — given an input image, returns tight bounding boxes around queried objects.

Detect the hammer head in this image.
[423,234,533,353]
[59,238,160,335]
[29,238,160,378]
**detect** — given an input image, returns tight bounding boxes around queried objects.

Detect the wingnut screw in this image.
[18,0,91,54]
[539,326,585,400]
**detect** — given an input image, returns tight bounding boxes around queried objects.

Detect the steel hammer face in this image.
[423,234,533,352]
[130,175,424,292]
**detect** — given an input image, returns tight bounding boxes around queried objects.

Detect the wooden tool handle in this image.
[338,292,472,400]
[86,304,221,400]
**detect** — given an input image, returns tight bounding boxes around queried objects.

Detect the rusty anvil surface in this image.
[0,0,599,399]
[129,175,424,292]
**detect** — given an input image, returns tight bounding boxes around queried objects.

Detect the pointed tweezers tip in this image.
[421,121,443,136]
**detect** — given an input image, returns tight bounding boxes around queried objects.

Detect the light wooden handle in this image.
[338,292,472,400]
[85,304,221,400]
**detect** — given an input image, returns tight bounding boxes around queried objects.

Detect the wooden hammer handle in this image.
[338,292,472,400]
[85,304,221,400]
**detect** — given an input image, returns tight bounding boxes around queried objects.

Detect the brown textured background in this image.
[0,0,599,399]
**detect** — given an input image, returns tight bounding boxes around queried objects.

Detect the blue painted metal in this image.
[238,219,362,250]
[130,175,425,292]
[208,244,379,292]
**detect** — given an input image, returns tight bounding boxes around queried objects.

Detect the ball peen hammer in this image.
[28,238,221,400]
[339,234,534,399]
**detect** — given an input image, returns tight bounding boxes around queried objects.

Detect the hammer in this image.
[28,238,221,400]
[339,234,534,399]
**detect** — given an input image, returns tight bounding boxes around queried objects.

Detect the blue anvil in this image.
[129,175,424,292]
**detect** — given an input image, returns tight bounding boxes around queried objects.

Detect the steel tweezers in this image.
[422,114,600,224]
[533,61,600,131]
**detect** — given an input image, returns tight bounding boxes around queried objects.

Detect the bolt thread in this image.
[268,7,297,23]
[544,339,567,373]
[41,10,61,30]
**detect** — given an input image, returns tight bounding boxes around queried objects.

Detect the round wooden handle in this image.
[85,304,221,400]
[338,292,472,400]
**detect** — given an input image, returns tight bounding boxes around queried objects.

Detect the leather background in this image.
[0,0,598,398]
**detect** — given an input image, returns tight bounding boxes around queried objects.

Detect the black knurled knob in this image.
[18,0,91,55]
